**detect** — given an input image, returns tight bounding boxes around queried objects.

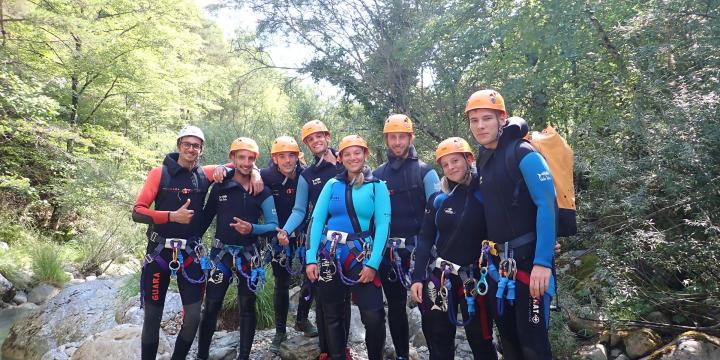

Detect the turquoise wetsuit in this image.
[307,173,391,271]
[306,167,391,360]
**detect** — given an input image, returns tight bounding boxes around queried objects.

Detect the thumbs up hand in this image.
[170,199,194,224]
[230,217,253,235]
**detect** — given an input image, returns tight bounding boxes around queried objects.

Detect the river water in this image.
[0,307,32,360]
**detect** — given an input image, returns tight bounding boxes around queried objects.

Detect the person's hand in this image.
[306,264,319,282]
[170,199,193,224]
[249,169,264,195]
[554,241,561,255]
[358,266,377,283]
[230,217,252,235]
[529,265,552,298]
[410,282,423,304]
[277,228,289,246]
[213,166,227,183]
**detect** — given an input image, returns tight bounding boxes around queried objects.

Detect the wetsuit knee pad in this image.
[272,261,291,285]
[237,295,257,316]
[178,301,202,341]
[359,307,386,328]
[141,302,164,344]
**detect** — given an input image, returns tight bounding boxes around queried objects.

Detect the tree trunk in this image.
[67,33,81,153]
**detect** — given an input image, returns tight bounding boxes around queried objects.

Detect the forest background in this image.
[0,0,718,357]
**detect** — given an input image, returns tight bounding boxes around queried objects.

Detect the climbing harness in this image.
[267,234,307,277]
[317,229,375,286]
[207,239,267,294]
[431,257,479,327]
[384,237,414,290]
[139,232,208,308]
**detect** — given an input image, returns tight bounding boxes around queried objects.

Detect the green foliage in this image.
[221,268,276,330]
[243,0,720,333]
[0,68,60,121]
[118,271,141,305]
[32,243,69,286]
[549,310,578,360]
[74,210,146,276]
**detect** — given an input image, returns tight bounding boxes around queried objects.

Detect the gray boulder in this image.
[39,340,81,360]
[1,277,123,360]
[115,292,182,328]
[650,331,720,360]
[279,334,321,360]
[27,283,60,305]
[624,328,661,359]
[69,324,171,360]
[0,272,16,302]
[408,306,426,347]
[12,290,27,305]
[207,330,239,360]
[576,344,607,360]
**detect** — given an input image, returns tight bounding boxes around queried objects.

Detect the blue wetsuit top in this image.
[306,167,391,270]
[519,152,556,268]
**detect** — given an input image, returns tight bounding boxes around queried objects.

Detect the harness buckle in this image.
[165,238,187,250]
[326,230,348,244]
[194,243,208,258]
[149,232,159,243]
[434,257,460,275]
[387,237,406,249]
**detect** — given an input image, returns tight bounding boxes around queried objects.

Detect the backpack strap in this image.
[344,181,376,238]
[504,138,528,207]
[195,165,209,191]
[432,193,449,246]
[476,149,494,171]
[160,165,171,191]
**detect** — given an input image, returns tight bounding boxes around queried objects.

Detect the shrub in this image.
[32,243,68,285]
[220,268,276,330]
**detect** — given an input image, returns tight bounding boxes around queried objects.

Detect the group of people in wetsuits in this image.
[132,89,559,360]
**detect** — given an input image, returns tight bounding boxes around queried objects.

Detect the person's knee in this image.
[359,307,385,327]
[275,276,290,292]
[143,302,164,324]
[141,302,164,343]
[274,269,291,288]
[178,302,202,341]
[237,295,256,316]
[387,292,407,310]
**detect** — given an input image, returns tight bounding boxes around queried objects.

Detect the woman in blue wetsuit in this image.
[305,135,391,360]
[410,137,498,360]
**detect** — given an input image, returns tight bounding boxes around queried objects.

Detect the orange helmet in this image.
[338,135,368,156]
[383,114,414,134]
[435,137,474,163]
[229,137,260,158]
[271,136,300,155]
[464,89,506,117]
[301,120,330,141]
